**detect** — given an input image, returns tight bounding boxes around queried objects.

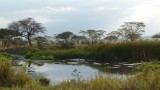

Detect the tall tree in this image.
[118,22,145,41]
[105,31,120,42]
[8,17,45,47]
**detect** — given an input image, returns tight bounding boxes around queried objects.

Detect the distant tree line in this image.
[2,17,160,49]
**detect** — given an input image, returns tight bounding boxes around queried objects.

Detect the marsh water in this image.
[14,57,140,84]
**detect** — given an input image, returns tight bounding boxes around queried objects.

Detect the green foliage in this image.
[20,41,160,62]
[0,28,21,39]
[25,51,55,60]
[23,47,88,60]
[0,53,12,61]
[138,61,160,71]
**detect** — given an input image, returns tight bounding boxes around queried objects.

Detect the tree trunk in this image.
[27,36,32,47]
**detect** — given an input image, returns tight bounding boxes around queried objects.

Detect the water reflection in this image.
[31,63,100,84]
[14,60,135,84]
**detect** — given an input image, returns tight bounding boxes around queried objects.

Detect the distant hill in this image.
[142,36,153,40]
[142,32,160,40]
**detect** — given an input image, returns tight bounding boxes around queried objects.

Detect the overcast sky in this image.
[0,0,160,36]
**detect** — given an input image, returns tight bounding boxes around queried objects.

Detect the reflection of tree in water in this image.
[28,60,32,67]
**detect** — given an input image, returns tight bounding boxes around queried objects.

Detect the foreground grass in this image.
[2,70,160,90]
[52,70,160,90]
[0,54,52,90]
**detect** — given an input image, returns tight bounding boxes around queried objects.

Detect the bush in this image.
[39,77,50,86]
[0,60,30,87]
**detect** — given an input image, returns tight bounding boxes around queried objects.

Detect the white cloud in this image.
[96,6,119,11]
[119,2,160,35]
[124,4,160,21]
[33,16,56,24]
[23,6,76,14]
[0,17,12,27]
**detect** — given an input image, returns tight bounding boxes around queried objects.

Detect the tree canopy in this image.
[118,22,145,41]
[56,31,73,43]
[8,17,46,46]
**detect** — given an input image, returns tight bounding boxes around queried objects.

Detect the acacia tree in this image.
[118,22,145,41]
[0,28,21,48]
[71,35,86,44]
[8,17,45,47]
[54,31,74,49]
[105,31,120,42]
[79,29,105,45]
[95,30,106,42]
[56,31,73,43]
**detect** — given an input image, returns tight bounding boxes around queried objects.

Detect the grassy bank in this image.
[87,41,160,62]
[21,47,89,60]
[17,41,160,63]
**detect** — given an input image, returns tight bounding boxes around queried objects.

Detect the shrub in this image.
[39,77,50,86]
[25,52,55,60]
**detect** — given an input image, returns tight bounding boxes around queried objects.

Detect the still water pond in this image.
[30,63,100,84]
[23,61,134,84]
[13,54,139,85]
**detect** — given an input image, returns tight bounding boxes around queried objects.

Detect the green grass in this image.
[0,53,12,61]
[48,70,160,90]
[18,41,160,62]
[24,48,89,60]
[87,41,160,62]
